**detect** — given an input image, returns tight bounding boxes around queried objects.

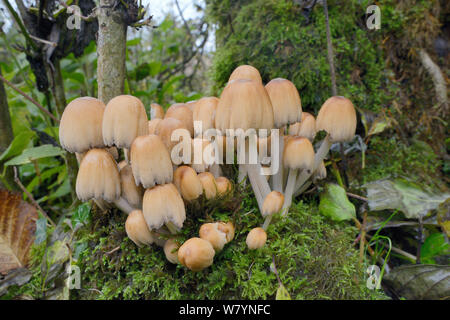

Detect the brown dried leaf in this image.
[0,189,38,275]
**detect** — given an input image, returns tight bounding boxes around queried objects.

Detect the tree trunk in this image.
[97,0,127,103]
[0,69,18,190]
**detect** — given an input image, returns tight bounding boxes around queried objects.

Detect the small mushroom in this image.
[246,227,267,250]
[148,118,162,135]
[119,164,144,209]
[228,65,262,84]
[215,176,232,196]
[150,103,164,120]
[199,221,234,252]
[178,237,215,272]
[164,239,180,264]
[165,103,194,137]
[288,112,316,141]
[261,191,284,230]
[198,172,217,199]
[173,166,203,201]
[125,210,155,247]
[193,97,219,136]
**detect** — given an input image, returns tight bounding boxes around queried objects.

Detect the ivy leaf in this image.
[275,283,291,300]
[4,145,65,166]
[319,183,356,221]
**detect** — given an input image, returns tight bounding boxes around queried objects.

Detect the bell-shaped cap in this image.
[125,210,154,247]
[199,221,234,252]
[215,177,232,196]
[288,112,316,141]
[164,239,180,264]
[142,183,186,230]
[148,119,162,135]
[193,97,219,136]
[59,97,105,153]
[198,172,217,199]
[316,96,357,143]
[283,136,315,172]
[102,95,148,148]
[228,65,262,83]
[173,166,203,201]
[191,138,216,173]
[178,237,215,272]
[262,191,284,217]
[165,103,194,137]
[265,78,302,128]
[150,103,164,120]
[246,227,267,250]
[130,134,173,188]
[155,117,189,153]
[119,164,144,208]
[76,148,121,202]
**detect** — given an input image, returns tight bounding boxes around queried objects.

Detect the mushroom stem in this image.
[293,180,312,197]
[272,134,284,192]
[245,164,264,210]
[123,148,130,164]
[262,214,273,230]
[165,221,179,235]
[281,169,298,216]
[113,197,134,214]
[294,134,332,192]
[238,164,247,185]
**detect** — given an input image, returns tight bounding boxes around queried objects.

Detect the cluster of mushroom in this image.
[58,64,356,272]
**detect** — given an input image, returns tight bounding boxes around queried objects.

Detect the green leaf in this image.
[71,203,91,228]
[364,179,450,219]
[35,218,47,245]
[421,233,450,264]
[319,183,356,221]
[0,131,35,162]
[275,284,291,300]
[4,145,65,166]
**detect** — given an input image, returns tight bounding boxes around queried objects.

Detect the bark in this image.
[97,0,127,103]
[0,69,18,190]
[323,0,337,96]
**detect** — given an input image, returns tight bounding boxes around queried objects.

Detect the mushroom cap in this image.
[199,222,228,252]
[59,97,105,153]
[186,100,197,112]
[142,183,186,230]
[164,239,180,264]
[215,79,274,132]
[283,136,315,172]
[173,166,203,201]
[265,78,302,128]
[262,191,284,217]
[193,97,219,136]
[215,176,232,196]
[191,138,216,173]
[130,134,173,188]
[102,95,148,148]
[288,112,316,141]
[165,103,194,137]
[178,237,215,272]
[198,172,217,199]
[76,148,121,202]
[150,103,165,120]
[125,210,154,247]
[316,96,357,142]
[155,117,189,153]
[246,227,267,250]
[119,164,144,208]
[228,65,262,83]
[148,119,162,135]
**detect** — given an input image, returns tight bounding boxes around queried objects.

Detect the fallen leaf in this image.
[319,183,356,221]
[275,283,291,300]
[436,199,450,237]
[0,190,38,275]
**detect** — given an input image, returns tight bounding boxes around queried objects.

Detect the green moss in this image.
[72,187,387,300]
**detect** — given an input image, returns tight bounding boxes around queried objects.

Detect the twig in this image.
[105,246,120,255]
[0,74,59,122]
[29,35,57,47]
[366,234,416,262]
[2,0,37,50]
[346,192,368,202]
[13,166,56,227]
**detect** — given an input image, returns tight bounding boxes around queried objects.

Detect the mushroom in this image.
[178,237,215,272]
[59,97,105,154]
[148,118,162,135]
[191,137,216,174]
[261,191,284,230]
[165,103,194,137]
[125,210,156,247]
[246,227,267,250]
[265,78,302,193]
[198,172,217,200]
[199,221,234,252]
[173,165,203,201]
[164,238,180,264]
[295,96,356,193]
[215,176,232,196]
[228,65,262,84]
[142,183,186,234]
[186,100,197,112]
[193,97,219,136]
[119,163,144,209]
[130,134,173,189]
[150,103,165,120]
[155,117,190,154]
[288,112,316,141]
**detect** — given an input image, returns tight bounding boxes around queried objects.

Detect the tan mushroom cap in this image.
[155,117,189,153]
[130,134,173,188]
[265,78,302,128]
[262,191,284,217]
[186,100,197,112]
[228,65,262,83]
[76,148,121,202]
[102,95,148,148]
[193,97,219,136]
[119,164,144,208]
[125,210,154,247]
[173,166,203,201]
[164,239,180,264]
[316,96,357,143]
[283,136,315,173]
[191,138,216,173]
[178,237,215,272]
[165,103,194,137]
[199,222,234,252]
[150,103,164,120]
[215,79,274,132]
[215,176,232,196]
[142,183,186,230]
[148,118,162,135]
[198,172,217,199]
[59,97,105,153]
[246,227,267,250]
[288,112,316,141]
